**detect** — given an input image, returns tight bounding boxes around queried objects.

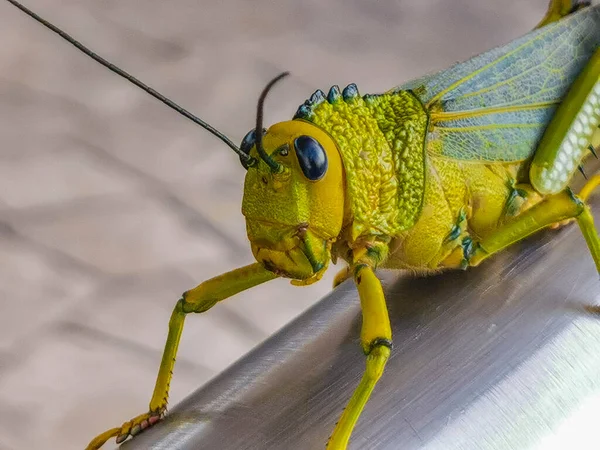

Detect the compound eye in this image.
[293,135,328,181]
[239,128,266,169]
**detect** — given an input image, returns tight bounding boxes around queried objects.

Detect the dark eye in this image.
[239,128,266,169]
[294,135,328,181]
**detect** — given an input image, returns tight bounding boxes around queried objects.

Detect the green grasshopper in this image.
[6,0,600,448]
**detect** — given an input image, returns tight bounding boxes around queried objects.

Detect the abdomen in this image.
[384,156,528,271]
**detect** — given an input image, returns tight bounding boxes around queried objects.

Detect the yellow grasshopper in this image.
[6,0,600,449]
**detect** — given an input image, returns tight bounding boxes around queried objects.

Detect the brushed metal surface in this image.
[122,193,600,449]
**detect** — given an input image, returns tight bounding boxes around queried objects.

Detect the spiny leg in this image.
[469,189,600,273]
[530,48,600,195]
[327,246,392,450]
[545,166,600,229]
[86,263,276,450]
[580,125,600,202]
[524,46,600,231]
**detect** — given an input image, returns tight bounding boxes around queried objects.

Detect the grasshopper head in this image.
[241,120,345,284]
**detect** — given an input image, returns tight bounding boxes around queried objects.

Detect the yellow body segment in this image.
[385,158,526,271]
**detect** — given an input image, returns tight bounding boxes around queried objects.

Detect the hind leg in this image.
[530,48,600,195]
[536,0,590,28]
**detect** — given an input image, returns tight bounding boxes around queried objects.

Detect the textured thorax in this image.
[295,86,429,242]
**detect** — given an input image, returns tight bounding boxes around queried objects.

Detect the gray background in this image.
[0,1,555,449]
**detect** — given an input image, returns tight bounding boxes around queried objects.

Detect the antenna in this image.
[254,72,289,172]
[5,0,255,165]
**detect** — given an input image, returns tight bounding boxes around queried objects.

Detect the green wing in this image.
[395,5,600,162]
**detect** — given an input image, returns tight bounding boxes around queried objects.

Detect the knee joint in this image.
[365,339,391,379]
[366,337,393,355]
[180,290,217,314]
[353,264,369,284]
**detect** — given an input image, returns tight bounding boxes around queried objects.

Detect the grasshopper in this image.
[6,0,600,448]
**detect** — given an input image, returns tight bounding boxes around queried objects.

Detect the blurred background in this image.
[0,0,556,448]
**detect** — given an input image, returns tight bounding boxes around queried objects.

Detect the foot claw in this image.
[115,433,129,444]
[87,409,166,449]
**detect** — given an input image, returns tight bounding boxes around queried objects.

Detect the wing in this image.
[395,5,600,162]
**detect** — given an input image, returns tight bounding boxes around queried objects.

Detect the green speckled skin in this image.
[308,91,428,239]
[295,5,600,273]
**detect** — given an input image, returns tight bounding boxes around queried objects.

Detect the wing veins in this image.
[431,101,557,123]
[449,37,569,102]
[438,123,541,132]
[425,20,563,107]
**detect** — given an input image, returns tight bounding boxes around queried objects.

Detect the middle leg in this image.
[468,189,600,273]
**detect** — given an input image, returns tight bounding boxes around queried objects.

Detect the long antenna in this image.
[5,0,254,164]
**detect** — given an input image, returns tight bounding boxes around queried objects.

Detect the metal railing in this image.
[124,187,600,450]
